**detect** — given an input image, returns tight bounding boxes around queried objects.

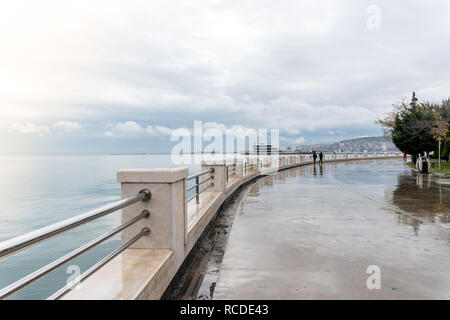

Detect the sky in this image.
[1,0,449,155]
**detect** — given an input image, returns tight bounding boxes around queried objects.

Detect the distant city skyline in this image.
[289,136,398,153]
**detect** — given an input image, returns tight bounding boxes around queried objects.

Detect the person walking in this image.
[312,151,317,165]
[319,151,324,165]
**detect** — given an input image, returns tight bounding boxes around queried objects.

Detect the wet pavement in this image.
[164,184,250,300]
[213,160,450,299]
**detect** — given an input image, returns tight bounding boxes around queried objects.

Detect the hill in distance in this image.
[292,136,398,152]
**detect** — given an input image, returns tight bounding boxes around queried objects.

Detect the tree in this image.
[376,98,405,139]
[431,137,450,161]
[431,114,449,170]
[378,92,436,164]
[441,138,450,161]
[432,98,450,123]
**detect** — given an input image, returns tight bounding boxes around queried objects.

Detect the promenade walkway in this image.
[213,160,450,299]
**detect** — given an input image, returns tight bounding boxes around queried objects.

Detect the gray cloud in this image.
[1,0,449,153]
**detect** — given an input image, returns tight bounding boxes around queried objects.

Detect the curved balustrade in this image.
[0,152,402,300]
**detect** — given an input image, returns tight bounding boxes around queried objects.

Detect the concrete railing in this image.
[62,151,401,300]
[0,152,402,300]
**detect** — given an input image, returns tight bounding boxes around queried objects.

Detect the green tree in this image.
[378,92,436,163]
[443,138,450,161]
[432,98,450,123]
[431,114,449,170]
[434,137,450,162]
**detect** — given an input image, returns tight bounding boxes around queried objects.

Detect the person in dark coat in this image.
[312,151,317,164]
[319,152,324,164]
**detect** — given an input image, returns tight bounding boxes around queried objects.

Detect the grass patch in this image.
[406,162,415,170]
[406,161,450,174]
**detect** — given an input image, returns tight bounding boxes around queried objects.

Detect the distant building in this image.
[253,143,278,155]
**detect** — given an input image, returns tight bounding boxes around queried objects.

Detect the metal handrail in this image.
[0,189,152,299]
[187,168,214,181]
[0,210,150,299]
[0,189,151,259]
[186,168,214,204]
[47,227,150,300]
[186,176,213,192]
[187,183,213,203]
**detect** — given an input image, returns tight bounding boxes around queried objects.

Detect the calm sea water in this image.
[0,155,200,299]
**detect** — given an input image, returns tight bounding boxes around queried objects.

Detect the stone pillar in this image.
[202,161,226,192]
[118,168,188,252]
[248,157,259,174]
[235,160,243,178]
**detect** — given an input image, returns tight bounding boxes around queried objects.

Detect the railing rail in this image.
[226,163,235,183]
[0,189,151,259]
[187,168,214,204]
[186,169,213,181]
[186,176,213,192]
[47,227,150,300]
[0,189,152,299]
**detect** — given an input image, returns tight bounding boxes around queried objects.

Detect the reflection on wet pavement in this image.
[214,160,450,299]
[390,174,450,233]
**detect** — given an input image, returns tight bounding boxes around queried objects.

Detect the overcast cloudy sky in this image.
[1,0,449,155]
